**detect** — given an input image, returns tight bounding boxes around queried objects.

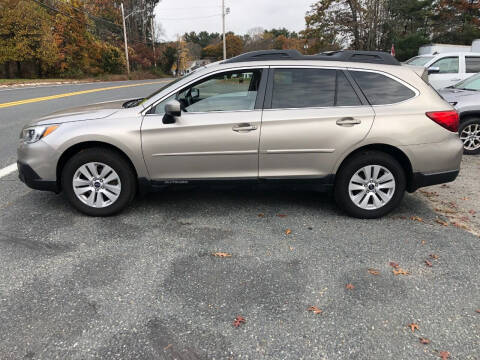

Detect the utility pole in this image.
[151,17,156,68]
[120,3,130,76]
[222,0,226,60]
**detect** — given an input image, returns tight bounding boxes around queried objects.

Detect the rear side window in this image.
[350,71,415,105]
[466,57,480,73]
[272,68,336,108]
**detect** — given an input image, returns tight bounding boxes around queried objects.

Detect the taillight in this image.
[426,111,459,132]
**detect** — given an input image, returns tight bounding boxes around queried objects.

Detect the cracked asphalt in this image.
[0,81,478,359]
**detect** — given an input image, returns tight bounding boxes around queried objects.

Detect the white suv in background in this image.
[406,52,480,89]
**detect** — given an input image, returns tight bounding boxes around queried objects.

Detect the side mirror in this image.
[428,66,440,75]
[191,88,200,99]
[163,100,181,124]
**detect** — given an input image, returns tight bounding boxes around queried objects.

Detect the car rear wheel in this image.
[459,118,480,155]
[335,151,406,219]
[61,148,136,216]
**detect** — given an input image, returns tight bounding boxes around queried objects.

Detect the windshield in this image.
[454,73,480,91]
[406,56,434,66]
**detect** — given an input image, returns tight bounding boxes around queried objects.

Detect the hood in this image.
[437,88,480,103]
[30,99,132,126]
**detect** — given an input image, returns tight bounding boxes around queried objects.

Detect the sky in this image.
[154,0,315,41]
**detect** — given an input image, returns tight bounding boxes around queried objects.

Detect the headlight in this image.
[21,125,59,144]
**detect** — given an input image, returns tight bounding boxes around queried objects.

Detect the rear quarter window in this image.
[350,71,416,105]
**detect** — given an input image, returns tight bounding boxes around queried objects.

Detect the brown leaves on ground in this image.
[438,351,450,360]
[368,268,380,275]
[476,309,480,313]
[410,216,424,222]
[389,261,400,269]
[276,214,288,218]
[307,306,323,315]
[435,219,449,226]
[257,213,265,218]
[408,323,419,332]
[212,252,232,258]
[285,229,292,235]
[419,337,430,344]
[469,209,476,216]
[233,316,246,328]
[430,254,440,260]
[345,283,355,290]
[425,260,433,267]
[393,268,410,276]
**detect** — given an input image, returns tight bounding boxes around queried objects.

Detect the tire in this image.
[334,151,406,219]
[61,148,136,216]
[459,118,480,155]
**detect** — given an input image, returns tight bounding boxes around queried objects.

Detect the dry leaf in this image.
[475,309,480,313]
[285,229,292,235]
[408,323,419,332]
[307,306,323,315]
[212,252,232,258]
[461,197,469,201]
[368,268,380,275]
[425,260,433,267]
[393,268,410,276]
[346,283,355,290]
[411,216,424,222]
[258,213,265,218]
[430,254,440,260]
[438,351,450,360]
[419,338,430,344]
[421,240,426,245]
[389,262,400,269]
[276,214,288,218]
[435,219,449,226]
[469,210,476,215]
[233,316,246,328]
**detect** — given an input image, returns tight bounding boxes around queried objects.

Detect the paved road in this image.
[0,81,478,359]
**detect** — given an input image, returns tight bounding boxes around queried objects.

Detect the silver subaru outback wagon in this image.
[17,50,463,218]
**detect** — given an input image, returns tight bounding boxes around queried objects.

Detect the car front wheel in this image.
[459,118,480,155]
[61,148,136,216]
[335,151,406,219]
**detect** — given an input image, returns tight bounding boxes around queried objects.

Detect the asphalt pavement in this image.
[0,80,478,359]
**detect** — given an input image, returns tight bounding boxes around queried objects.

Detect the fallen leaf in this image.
[307,306,323,315]
[233,316,246,328]
[408,323,419,332]
[435,219,449,227]
[430,254,440,260]
[476,309,480,313]
[469,210,476,215]
[212,252,232,258]
[421,240,426,245]
[346,283,355,290]
[285,229,292,235]
[389,262,400,269]
[419,338,430,344]
[425,260,433,267]
[258,213,265,218]
[393,268,410,276]
[164,344,173,351]
[276,214,288,218]
[368,268,380,275]
[438,351,450,360]
[461,197,469,201]
[410,216,424,222]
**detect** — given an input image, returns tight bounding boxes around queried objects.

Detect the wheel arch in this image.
[459,111,480,123]
[56,141,139,191]
[335,144,415,192]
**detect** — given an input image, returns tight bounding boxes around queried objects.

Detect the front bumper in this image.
[18,162,59,193]
[408,169,459,192]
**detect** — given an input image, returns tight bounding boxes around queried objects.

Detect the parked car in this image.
[438,73,480,155]
[405,52,480,89]
[18,50,463,219]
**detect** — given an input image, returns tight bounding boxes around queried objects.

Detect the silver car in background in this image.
[438,73,480,155]
[18,50,463,218]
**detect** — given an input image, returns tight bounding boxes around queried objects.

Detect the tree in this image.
[202,34,244,60]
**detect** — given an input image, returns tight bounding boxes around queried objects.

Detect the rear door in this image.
[464,55,480,81]
[259,67,375,179]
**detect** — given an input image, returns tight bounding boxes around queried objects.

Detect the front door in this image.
[141,68,265,180]
[428,56,461,89]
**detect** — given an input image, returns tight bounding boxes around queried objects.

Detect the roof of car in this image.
[222,50,401,66]
[416,52,480,57]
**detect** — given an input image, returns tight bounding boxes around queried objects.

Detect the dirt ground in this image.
[417,155,480,237]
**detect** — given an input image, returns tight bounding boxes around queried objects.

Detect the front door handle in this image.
[232,123,258,132]
[336,117,362,126]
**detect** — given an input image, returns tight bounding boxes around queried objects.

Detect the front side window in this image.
[466,57,480,73]
[350,71,415,105]
[431,57,459,74]
[271,68,336,109]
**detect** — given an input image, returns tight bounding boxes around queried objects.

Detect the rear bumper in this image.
[408,169,459,192]
[18,162,59,193]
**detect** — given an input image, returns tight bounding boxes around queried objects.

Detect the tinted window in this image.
[272,68,336,108]
[336,71,361,106]
[350,71,415,105]
[431,57,459,74]
[466,57,480,73]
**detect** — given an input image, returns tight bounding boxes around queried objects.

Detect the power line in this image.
[157,14,222,21]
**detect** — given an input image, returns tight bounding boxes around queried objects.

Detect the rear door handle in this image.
[336,117,362,126]
[232,123,258,132]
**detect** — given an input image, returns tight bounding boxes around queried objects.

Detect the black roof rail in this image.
[222,49,400,66]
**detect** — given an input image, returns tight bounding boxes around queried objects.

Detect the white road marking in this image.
[0,163,17,178]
